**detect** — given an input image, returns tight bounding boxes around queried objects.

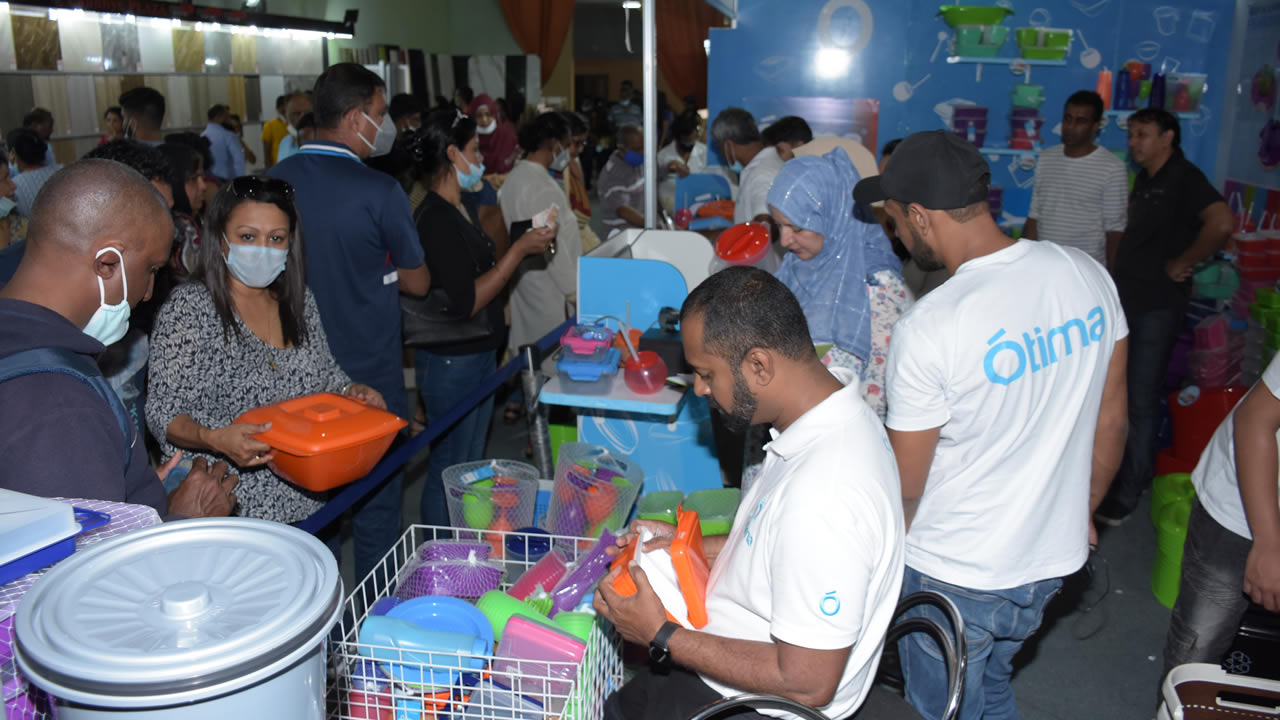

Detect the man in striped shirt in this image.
[1022,91,1128,268]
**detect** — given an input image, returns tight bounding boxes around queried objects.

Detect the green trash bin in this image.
[1151,499,1192,609]
[1150,473,1195,525]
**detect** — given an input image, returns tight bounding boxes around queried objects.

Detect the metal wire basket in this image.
[326,524,624,720]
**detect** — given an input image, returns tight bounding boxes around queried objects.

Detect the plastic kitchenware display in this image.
[623,350,669,395]
[394,550,504,600]
[0,491,110,586]
[504,528,552,563]
[556,345,622,384]
[548,530,617,616]
[442,460,540,557]
[952,24,1009,56]
[552,612,596,643]
[417,539,491,563]
[937,5,1014,27]
[507,548,569,601]
[367,595,493,688]
[546,443,643,548]
[635,490,686,525]
[492,616,588,712]
[14,518,343,720]
[475,590,558,641]
[610,509,710,629]
[1164,72,1208,113]
[236,392,408,491]
[1011,83,1045,108]
[682,488,742,536]
[710,222,777,275]
[560,323,615,356]
[457,679,545,720]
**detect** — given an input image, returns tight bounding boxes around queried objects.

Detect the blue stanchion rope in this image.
[294,319,573,534]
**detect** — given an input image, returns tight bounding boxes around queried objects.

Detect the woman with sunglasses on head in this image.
[145,176,385,524]
[405,108,554,526]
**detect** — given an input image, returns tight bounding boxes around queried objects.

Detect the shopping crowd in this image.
[0,62,1268,720]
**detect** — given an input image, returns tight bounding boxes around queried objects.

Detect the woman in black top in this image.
[407,108,554,526]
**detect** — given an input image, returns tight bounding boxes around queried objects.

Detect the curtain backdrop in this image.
[498,0,574,87]
[656,0,724,108]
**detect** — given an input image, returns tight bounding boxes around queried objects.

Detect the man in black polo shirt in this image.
[1096,109,1233,525]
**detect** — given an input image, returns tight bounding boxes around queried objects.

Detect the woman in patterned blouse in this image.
[146,176,385,523]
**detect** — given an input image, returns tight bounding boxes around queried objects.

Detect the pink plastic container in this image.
[623,350,668,395]
[492,615,587,712]
[1194,314,1229,351]
[507,549,569,600]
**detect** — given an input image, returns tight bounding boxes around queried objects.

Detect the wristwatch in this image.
[648,621,681,670]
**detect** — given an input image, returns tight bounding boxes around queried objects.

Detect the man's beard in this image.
[707,369,758,434]
[909,225,946,272]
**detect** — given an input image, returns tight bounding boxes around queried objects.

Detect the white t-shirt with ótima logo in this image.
[886,241,1127,590]
[699,368,905,719]
[1192,354,1280,540]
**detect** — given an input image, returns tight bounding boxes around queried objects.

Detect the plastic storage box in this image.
[236,392,407,491]
[493,616,587,713]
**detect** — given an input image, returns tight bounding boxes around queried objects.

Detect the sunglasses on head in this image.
[229,175,295,202]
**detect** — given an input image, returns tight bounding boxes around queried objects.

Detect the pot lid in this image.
[237,392,408,457]
[15,518,341,706]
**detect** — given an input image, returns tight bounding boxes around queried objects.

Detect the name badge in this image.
[382,270,399,286]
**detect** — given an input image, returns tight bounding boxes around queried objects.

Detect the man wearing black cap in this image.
[854,130,1130,720]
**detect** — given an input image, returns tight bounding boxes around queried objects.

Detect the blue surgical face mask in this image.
[8,162,19,178]
[0,197,15,218]
[225,237,288,288]
[725,144,744,174]
[455,155,486,189]
[83,247,131,346]
[623,150,644,167]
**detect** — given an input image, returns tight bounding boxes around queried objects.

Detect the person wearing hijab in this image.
[470,94,520,176]
[768,146,913,419]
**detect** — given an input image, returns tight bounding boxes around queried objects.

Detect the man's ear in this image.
[741,347,775,390]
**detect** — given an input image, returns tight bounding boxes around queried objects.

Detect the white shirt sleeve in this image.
[885,312,952,431]
[1102,156,1129,233]
[767,481,887,649]
[1261,354,1280,399]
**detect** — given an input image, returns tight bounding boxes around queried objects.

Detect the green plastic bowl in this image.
[1042,29,1072,48]
[1019,46,1068,61]
[938,5,1014,27]
[954,42,1003,57]
[1014,28,1039,46]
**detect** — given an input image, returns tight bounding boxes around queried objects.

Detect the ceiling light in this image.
[622,1,641,9]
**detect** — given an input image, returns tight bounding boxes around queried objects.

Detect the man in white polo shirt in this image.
[855,131,1129,720]
[594,266,904,720]
[1161,354,1280,684]
[1022,90,1129,267]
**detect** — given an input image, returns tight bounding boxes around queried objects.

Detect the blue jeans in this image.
[416,349,497,527]
[351,376,409,584]
[898,566,1063,720]
[1108,307,1183,511]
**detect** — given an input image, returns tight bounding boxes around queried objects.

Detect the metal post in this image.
[642,0,657,229]
[521,344,554,478]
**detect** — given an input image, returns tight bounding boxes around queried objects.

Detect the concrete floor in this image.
[335,386,1174,720]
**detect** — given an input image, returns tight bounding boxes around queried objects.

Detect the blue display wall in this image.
[707,0,1234,222]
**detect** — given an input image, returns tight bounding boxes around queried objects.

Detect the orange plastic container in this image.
[236,392,407,491]
[714,223,771,266]
[610,508,709,628]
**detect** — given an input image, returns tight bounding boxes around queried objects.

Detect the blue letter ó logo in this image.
[820,591,841,616]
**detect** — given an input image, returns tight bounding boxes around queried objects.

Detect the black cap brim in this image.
[853,175,888,206]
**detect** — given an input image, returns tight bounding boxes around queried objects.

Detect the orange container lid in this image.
[236,392,407,457]
[714,223,771,266]
[608,508,709,629]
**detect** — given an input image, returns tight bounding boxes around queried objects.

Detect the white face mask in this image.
[549,146,570,172]
[83,247,131,346]
[477,120,497,135]
[0,196,15,218]
[359,111,396,157]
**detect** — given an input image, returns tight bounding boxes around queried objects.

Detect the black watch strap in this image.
[648,620,681,668]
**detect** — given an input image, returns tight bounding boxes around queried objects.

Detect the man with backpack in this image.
[0,159,236,518]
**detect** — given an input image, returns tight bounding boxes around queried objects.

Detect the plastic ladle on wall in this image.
[1077,30,1100,69]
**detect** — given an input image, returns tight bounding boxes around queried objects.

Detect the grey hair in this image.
[710,107,761,148]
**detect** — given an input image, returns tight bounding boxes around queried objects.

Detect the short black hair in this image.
[881,138,902,159]
[156,141,200,215]
[671,111,700,143]
[207,104,228,121]
[562,111,589,136]
[312,62,385,130]
[710,107,760,148]
[23,108,53,129]
[517,111,570,153]
[295,112,316,132]
[164,132,214,178]
[389,93,425,123]
[82,139,170,182]
[6,128,47,166]
[119,87,166,130]
[275,94,287,111]
[1065,90,1105,123]
[1129,107,1181,147]
[455,86,475,106]
[761,116,813,147]
[681,266,814,365]
[104,105,122,121]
